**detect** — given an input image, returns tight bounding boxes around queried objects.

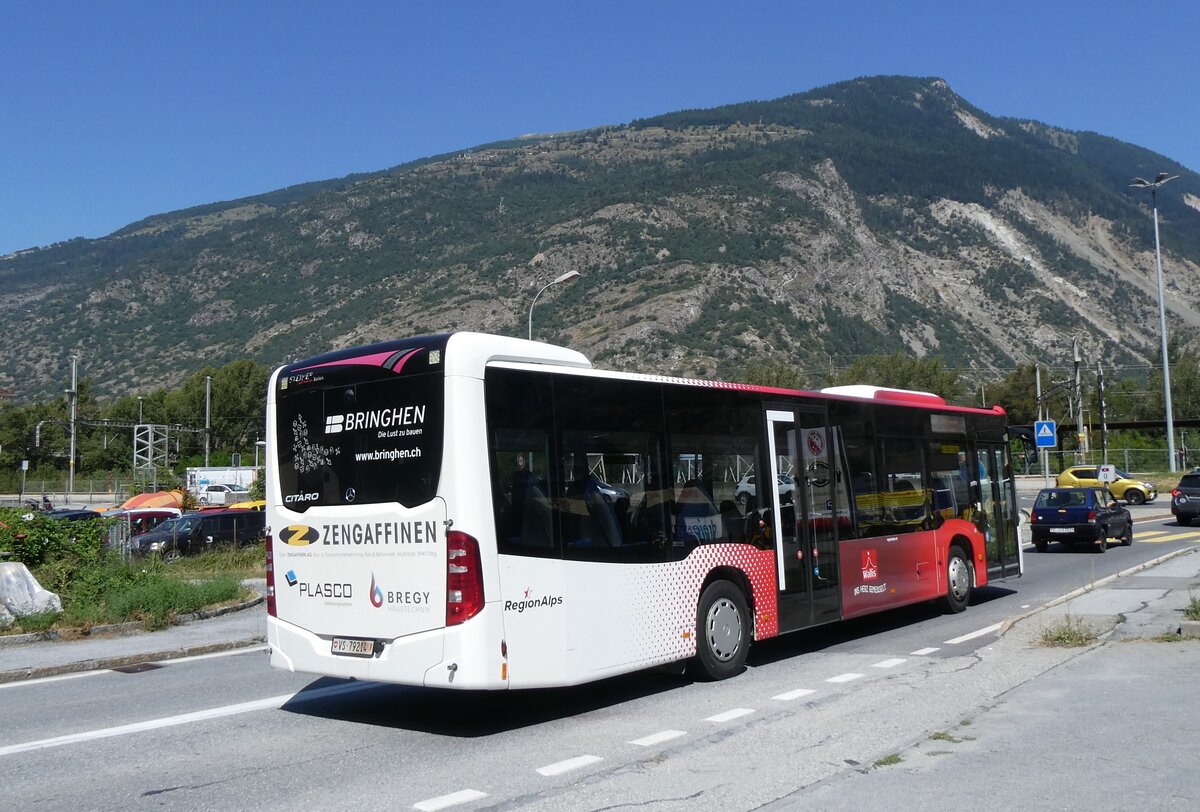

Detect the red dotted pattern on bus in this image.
[625,545,779,663]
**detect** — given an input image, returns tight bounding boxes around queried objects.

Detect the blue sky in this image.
[2,0,1197,256]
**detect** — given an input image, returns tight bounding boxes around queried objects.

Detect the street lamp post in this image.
[1130,172,1180,472]
[527,270,581,341]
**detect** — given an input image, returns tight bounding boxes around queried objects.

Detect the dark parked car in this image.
[44,508,103,521]
[1030,487,1132,553]
[1171,470,1200,526]
[133,509,265,562]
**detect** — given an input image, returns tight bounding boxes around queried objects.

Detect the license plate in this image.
[1049,527,1073,534]
[331,637,374,657]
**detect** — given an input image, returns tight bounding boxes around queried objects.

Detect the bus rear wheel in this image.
[942,546,971,614]
[692,580,750,681]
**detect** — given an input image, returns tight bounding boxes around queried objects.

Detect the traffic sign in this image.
[1034,420,1057,448]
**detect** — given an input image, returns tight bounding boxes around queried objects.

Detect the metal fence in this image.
[0,479,131,509]
[1018,448,1187,477]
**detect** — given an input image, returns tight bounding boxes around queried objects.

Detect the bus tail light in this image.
[446,530,484,626]
[1088,510,1096,522]
[265,536,277,617]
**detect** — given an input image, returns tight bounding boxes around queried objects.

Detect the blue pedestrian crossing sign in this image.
[1034,420,1057,448]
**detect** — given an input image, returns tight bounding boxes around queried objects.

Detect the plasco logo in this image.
[282,525,320,546]
[325,415,345,434]
[369,573,384,608]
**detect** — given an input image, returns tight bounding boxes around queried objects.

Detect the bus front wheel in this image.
[693,580,750,681]
[942,546,971,614]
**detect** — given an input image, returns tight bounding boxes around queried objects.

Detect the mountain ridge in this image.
[2,75,1198,401]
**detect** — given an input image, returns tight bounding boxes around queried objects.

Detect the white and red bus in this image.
[265,332,1021,689]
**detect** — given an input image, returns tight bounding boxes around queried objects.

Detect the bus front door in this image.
[972,442,1021,580]
[767,408,841,632]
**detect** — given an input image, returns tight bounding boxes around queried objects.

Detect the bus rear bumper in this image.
[267,607,509,690]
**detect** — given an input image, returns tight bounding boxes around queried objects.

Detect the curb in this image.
[998,546,1197,637]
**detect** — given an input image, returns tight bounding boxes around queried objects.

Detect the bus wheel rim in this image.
[706,597,742,662]
[948,556,970,601]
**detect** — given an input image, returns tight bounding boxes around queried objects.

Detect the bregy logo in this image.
[282,525,320,546]
[285,492,319,504]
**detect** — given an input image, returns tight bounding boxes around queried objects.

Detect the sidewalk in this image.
[0,586,267,684]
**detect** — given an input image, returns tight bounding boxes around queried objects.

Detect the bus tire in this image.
[941,545,971,614]
[692,580,750,681]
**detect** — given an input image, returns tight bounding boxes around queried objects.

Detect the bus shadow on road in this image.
[748,584,1017,667]
[279,670,691,736]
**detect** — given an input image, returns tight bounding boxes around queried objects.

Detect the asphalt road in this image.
[1,513,1196,811]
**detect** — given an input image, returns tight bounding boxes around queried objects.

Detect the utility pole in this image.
[1097,360,1108,465]
[1073,338,1086,462]
[68,356,78,500]
[204,375,212,467]
[1036,362,1048,488]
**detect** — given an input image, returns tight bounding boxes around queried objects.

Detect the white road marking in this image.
[536,755,603,776]
[944,621,1004,645]
[413,789,488,811]
[0,681,372,757]
[163,645,269,665]
[825,673,865,684]
[705,707,754,723]
[910,647,940,656]
[870,658,906,669]
[772,688,816,701]
[628,729,686,747]
[0,670,112,690]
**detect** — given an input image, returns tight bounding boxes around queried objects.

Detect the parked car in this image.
[1170,469,1200,526]
[734,473,796,505]
[1055,465,1157,505]
[108,507,181,536]
[43,508,103,521]
[197,483,250,505]
[133,509,266,562]
[1030,487,1132,553]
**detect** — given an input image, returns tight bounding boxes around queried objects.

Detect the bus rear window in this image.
[275,369,445,510]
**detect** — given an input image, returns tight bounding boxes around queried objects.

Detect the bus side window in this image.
[485,368,561,558]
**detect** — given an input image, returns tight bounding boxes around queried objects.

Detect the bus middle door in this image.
[766,407,841,632]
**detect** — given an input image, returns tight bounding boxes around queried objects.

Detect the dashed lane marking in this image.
[413,789,488,811]
[910,647,940,656]
[772,688,817,701]
[870,658,907,669]
[943,621,1004,645]
[705,707,755,723]
[825,673,865,684]
[536,755,603,776]
[628,729,687,747]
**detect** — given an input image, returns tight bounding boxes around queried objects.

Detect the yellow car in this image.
[1055,465,1158,505]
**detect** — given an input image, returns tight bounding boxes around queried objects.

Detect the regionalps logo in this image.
[504,587,564,613]
[282,525,320,546]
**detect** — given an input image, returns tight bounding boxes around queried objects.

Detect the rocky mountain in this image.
[3,75,1198,401]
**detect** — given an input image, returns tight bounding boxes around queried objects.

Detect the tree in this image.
[831,353,967,403]
[743,359,807,390]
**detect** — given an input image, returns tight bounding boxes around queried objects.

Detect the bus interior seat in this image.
[583,487,623,546]
[519,481,555,547]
